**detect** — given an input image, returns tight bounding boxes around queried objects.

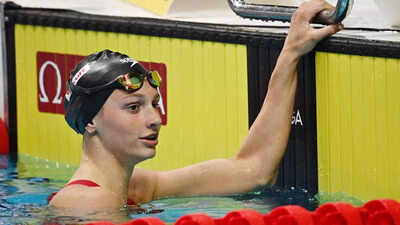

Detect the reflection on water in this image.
[0,154,322,224]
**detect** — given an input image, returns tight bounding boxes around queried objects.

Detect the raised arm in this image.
[128,0,342,203]
[232,0,344,185]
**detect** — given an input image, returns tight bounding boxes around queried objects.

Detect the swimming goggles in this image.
[70,70,162,95]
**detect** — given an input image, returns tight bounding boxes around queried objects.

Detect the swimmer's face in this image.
[93,80,162,163]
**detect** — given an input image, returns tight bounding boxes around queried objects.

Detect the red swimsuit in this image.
[47,179,136,205]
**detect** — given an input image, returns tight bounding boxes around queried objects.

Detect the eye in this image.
[127,104,140,113]
[152,101,160,108]
[153,96,161,108]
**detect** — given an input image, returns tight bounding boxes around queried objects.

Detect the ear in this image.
[85,121,97,134]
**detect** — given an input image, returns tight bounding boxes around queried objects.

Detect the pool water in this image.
[0,154,361,224]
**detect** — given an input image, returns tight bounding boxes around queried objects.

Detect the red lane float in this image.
[222,209,264,225]
[84,199,400,225]
[360,199,400,225]
[175,214,215,225]
[0,118,9,154]
[125,218,165,225]
[314,202,363,225]
[265,205,314,225]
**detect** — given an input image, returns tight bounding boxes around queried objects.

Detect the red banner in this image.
[37,52,167,125]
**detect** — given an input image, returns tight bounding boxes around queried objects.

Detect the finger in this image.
[312,24,342,41]
[298,0,335,22]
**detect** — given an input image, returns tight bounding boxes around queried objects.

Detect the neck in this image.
[72,134,135,204]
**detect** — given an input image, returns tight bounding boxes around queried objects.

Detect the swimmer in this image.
[49,0,342,212]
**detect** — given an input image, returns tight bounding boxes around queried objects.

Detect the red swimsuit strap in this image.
[67,179,101,187]
[49,179,137,205]
[48,180,99,203]
[66,179,136,205]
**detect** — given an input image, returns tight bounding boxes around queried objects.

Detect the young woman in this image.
[49,0,342,212]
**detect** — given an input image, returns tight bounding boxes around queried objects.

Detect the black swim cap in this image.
[64,49,149,134]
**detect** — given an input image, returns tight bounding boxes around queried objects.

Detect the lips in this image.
[140,133,158,140]
[139,133,159,147]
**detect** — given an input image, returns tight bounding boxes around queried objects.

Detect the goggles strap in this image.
[157,87,166,116]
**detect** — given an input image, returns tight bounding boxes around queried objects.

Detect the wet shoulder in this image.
[49,185,122,210]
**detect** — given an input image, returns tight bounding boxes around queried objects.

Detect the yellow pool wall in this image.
[316,52,400,201]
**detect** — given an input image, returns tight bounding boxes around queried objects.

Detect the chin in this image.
[138,147,157,161]
[145,150,156,159]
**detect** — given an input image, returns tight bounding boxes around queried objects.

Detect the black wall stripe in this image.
[247,44,318,194]
[5,9,17,159]
[303,53,318,191]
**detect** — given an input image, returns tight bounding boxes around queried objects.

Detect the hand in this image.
[283,0,343,59]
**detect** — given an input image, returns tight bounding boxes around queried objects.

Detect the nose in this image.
[148,106,162,131]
